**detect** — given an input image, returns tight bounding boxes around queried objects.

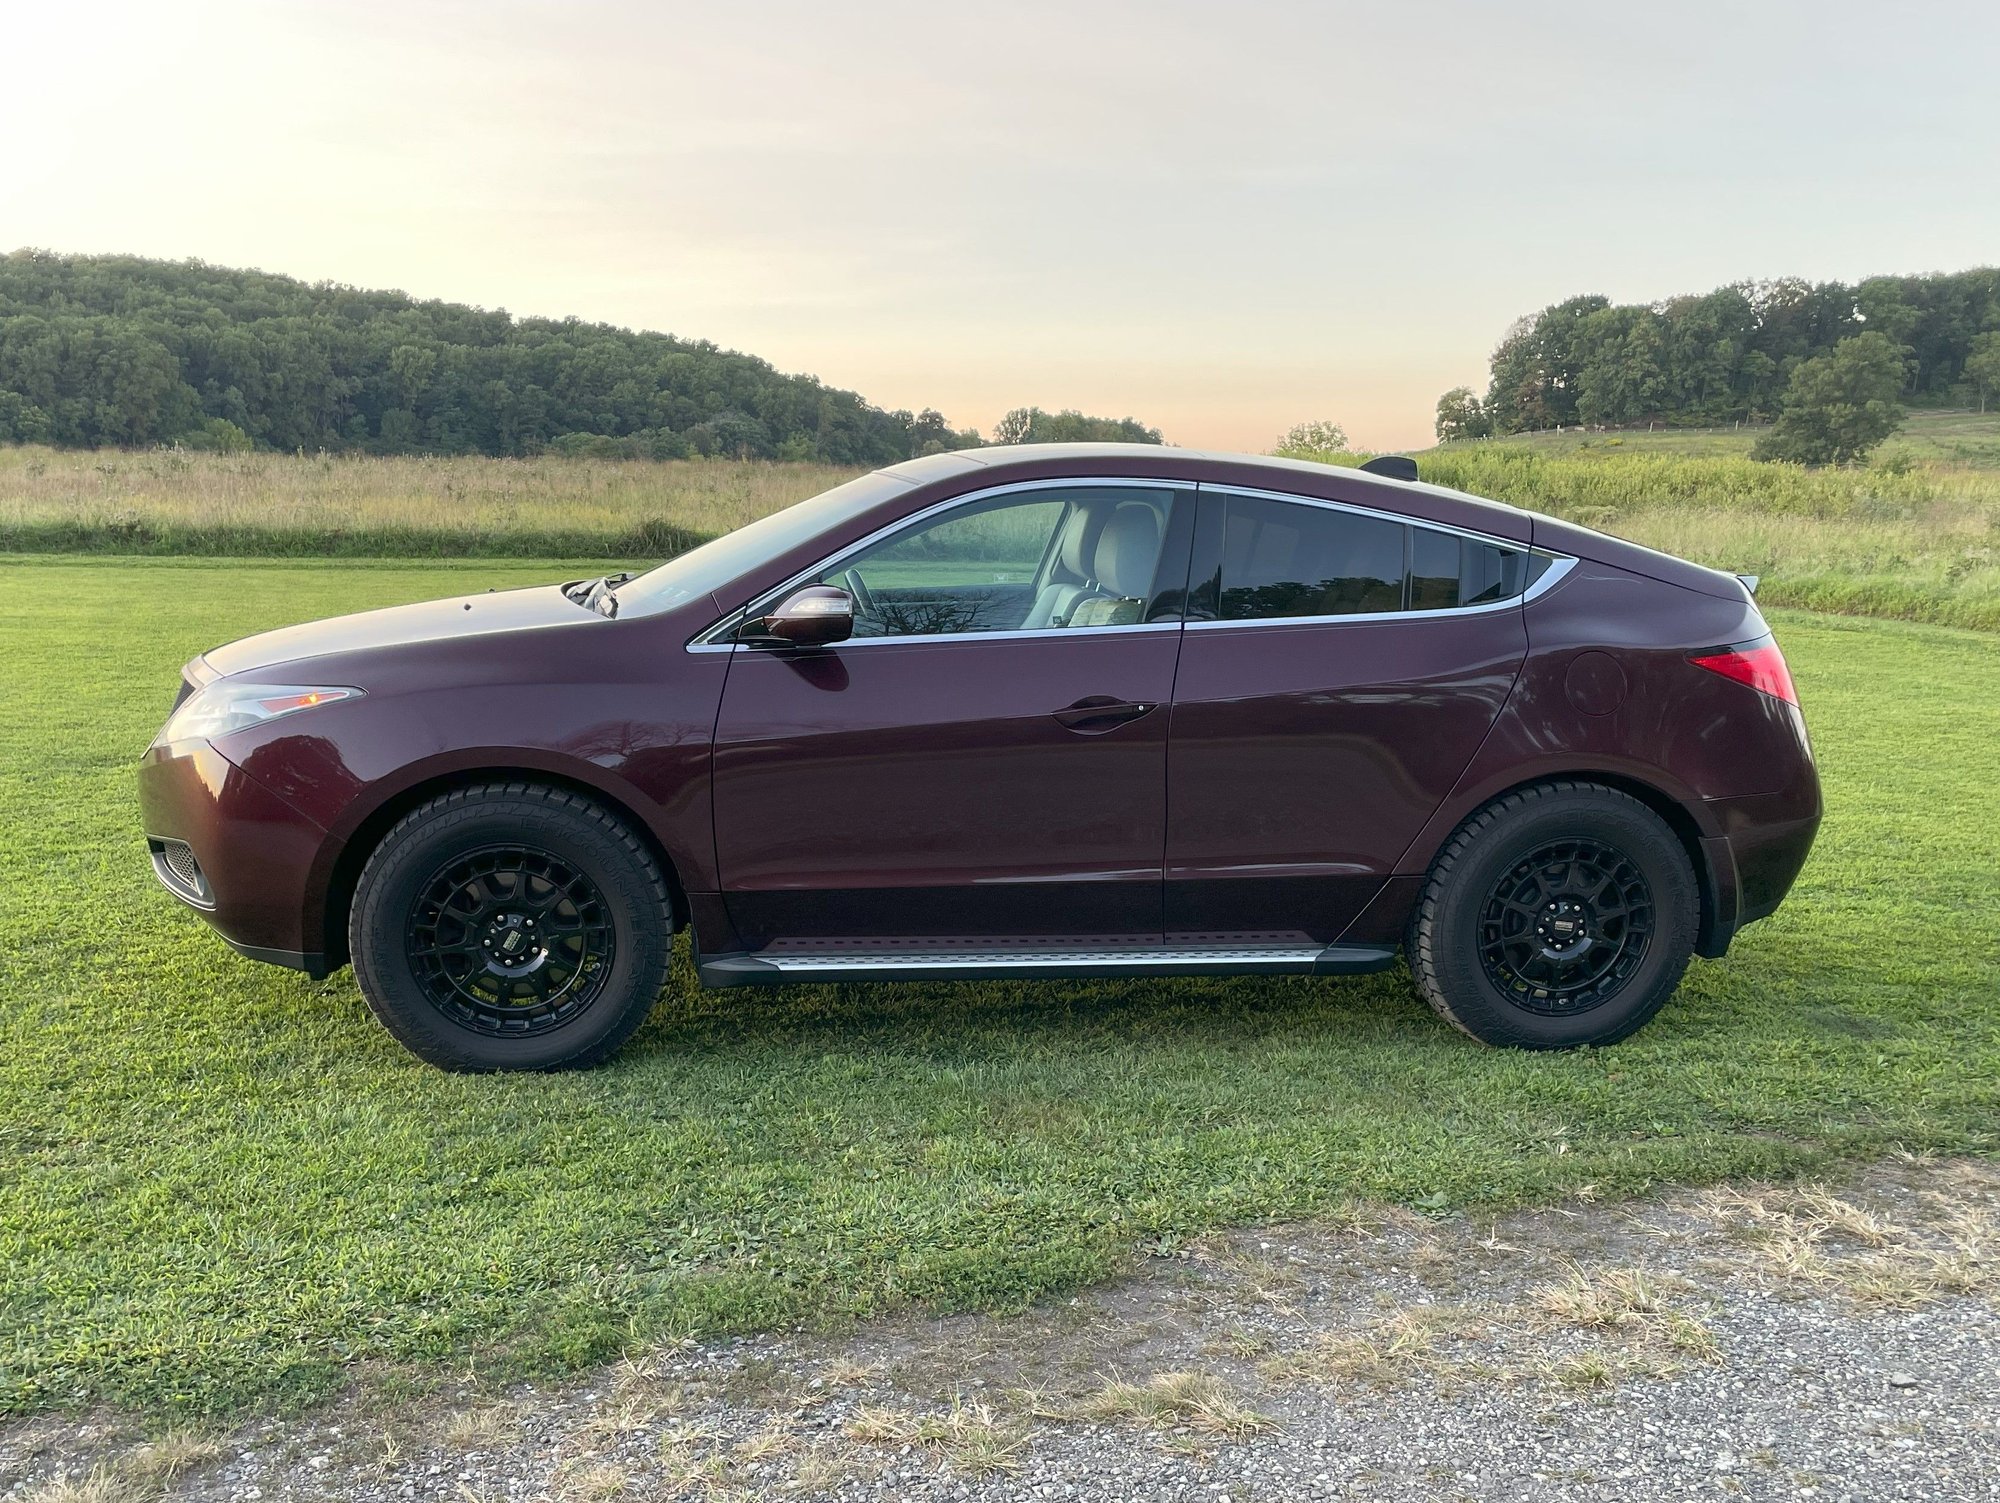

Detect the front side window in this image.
[813,485,1181,638]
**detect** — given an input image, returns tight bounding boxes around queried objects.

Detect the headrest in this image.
[1057,506,1105,577]
[1093,503,1164,597]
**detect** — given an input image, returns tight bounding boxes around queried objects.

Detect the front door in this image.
[711,481,1194,949]
[1165,485,1531,941]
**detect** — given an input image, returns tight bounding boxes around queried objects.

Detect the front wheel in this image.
[350,783,674,1071]
[1407,782,1697,1049]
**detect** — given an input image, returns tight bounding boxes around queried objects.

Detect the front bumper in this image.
[138,738,333,977]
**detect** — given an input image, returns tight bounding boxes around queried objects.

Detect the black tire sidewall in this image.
[1418,790,1697,1049]
[351,793,670,1071]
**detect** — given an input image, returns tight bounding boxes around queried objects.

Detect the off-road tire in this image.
[350,782,673,1071]
[1406,781,1697,1049]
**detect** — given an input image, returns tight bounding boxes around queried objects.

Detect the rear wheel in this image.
[1406,782,1697,1049]
[350,783,673,1070]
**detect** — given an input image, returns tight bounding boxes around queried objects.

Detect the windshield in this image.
[608,471,913,618]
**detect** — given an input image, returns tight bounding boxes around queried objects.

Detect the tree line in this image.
[1437,267,2000,454]
[0,250,1162,460]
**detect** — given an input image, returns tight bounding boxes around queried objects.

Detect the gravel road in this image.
[6,1155,1995,1502]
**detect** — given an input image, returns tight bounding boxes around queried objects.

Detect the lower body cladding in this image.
[137,738,331,977]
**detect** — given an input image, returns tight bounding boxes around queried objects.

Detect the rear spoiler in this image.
[1737,574,1760,596]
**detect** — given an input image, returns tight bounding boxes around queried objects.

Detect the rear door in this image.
[1165,485,1532,941]
[710,481,1195,949]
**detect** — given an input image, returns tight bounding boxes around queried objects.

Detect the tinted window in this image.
[1217,496,1404,620]
[1408,526,1533,611]
[1408,527,1461,611]
[1463,539,1530,604]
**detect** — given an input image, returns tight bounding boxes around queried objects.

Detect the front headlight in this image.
[156,682,364,746]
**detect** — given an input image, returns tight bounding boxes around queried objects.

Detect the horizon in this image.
[7,1,1999,451]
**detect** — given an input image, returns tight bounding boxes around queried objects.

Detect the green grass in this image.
[2,557,1998,1419]
[1403,408,2000,630]
[1403,446,2000,632]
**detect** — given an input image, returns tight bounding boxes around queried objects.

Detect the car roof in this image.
[876,443,1537,541]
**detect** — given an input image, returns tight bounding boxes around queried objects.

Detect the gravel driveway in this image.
[6,1156,1995,1502]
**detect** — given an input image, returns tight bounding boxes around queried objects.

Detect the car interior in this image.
[826,489,1173,638]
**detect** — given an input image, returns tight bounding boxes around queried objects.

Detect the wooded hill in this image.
[0,250,1160,460]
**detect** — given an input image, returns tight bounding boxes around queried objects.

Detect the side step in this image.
[698,943,1398,989]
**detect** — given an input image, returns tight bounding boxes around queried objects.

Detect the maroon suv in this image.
[139,445,1820,1070]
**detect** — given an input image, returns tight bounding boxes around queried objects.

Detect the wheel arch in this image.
[314,765,689,970]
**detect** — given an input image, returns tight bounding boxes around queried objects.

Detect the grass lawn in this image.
[1432,406,2000,469]
[1,556,1996,1419]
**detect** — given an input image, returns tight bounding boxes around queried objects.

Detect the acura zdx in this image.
[139,445,1820,1069]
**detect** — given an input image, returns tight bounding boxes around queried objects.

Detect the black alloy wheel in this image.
[1476,838,1655,1015]
[405,845,616,1035]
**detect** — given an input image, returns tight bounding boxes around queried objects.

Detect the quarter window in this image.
[1408,525,1533,612]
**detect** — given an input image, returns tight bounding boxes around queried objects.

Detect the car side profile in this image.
[138,444,1821,1070]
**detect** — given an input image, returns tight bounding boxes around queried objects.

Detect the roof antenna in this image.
[1359,455,1419,481]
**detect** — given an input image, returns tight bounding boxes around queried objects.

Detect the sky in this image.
[5,0,1998,452]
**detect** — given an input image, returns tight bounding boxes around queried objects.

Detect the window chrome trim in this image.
[687,475,1193,652]
[1181,552,1575,633]
[686,474,1577,650]
[1198,480,1530,548]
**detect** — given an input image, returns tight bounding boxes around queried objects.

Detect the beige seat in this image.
[1020,507,1108,630]
[1064,503,1164,628]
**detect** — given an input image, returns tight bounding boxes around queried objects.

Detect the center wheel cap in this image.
[483,912,545,971]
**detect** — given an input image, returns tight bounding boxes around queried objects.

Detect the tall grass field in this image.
[5,412,2000,629]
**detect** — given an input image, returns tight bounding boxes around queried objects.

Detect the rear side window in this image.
[1195,494,1545,622]
[1214,495,1403,620]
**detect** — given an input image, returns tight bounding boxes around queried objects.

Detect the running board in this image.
[697,943,1398,988]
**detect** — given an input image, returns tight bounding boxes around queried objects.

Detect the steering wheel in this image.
[836,566,879,623]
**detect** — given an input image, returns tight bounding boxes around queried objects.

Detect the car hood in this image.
[201,584,598,679]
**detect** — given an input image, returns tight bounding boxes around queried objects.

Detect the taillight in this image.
[1688,639,1798,706]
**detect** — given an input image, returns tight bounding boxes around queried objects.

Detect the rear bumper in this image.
[137,738,332,976]
[1696,784,1821,956]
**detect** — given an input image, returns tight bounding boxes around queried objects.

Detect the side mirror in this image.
[741,585,854,647]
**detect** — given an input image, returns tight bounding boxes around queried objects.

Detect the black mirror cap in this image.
[741,585,855,647]
[1359,454,1419,481]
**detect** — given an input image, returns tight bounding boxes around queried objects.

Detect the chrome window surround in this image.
[687,475,1575,651]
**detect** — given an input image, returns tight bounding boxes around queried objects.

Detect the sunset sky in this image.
[7,0,1997,451]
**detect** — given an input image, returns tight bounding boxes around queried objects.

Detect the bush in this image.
[177,418,253,454]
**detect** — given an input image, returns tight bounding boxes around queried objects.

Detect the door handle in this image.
[1052,696,1155,733]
